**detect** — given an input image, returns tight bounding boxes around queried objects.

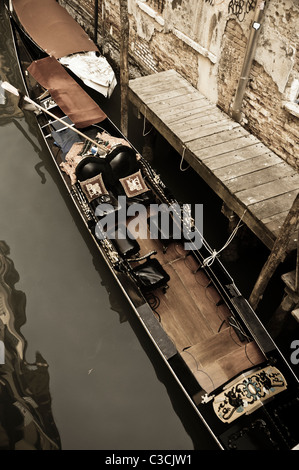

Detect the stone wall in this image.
[58,0,299,169]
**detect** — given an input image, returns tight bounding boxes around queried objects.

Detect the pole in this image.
[119,0,129,137]
[249,192,299,310]
[231,0,268,122]
[1,81,107,153]
[94,0,99,44]
[296,224,299,293]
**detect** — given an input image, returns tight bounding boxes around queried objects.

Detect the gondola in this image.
[3,0,299,450]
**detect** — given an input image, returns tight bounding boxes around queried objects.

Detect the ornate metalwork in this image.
[213,367,287,423]
[228,0,257,21]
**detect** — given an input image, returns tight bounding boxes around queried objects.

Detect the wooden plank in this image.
[236,174,299,206]
[182,125,248,148]
[129,69,179,90]
[218,341,265,379]
[170,110,231,131]
[174,119,239,140]
[262,213,297,250]
[156,96,212,117]
[193,134,259,160]
[147,89,203,110]
[226,162,296,193]
[184,328,242,367]
[135,82,196,104]
[133,76,195,99]
[143,89,203,107]
[262,210,288,227]
[170,256,232,336]
[249,190,299,221]
[168,107,228,129]
[214,152,282,181]
[157,100,216,124]
[157,264,214,348]
[201,143,270,171]
[263,212,288,236]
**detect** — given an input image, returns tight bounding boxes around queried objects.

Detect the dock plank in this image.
[250,190,299,221]
[204,143,271,171]
[129,69,298,251]
[236,174,299,206]
[225,162,295,193]
[214,152,282,181]
[193,134,260,160]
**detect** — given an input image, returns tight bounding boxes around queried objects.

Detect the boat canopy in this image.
[12,0,98,58]
[28,57,107,128]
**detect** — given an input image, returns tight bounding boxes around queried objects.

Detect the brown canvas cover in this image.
[12,0,98,58]
[28,56,107,128]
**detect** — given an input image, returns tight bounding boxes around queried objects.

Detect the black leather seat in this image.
[75,156,120,214]
[106,146,154,205]
[147,208,183,253]
[75,155,113,188]
[133,257,170,293]
[106,145,139,183]
[111,224,140,259]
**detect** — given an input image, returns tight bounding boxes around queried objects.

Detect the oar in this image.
[1,81,107,153]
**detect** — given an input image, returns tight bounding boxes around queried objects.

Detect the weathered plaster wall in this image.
[58,0,299,169]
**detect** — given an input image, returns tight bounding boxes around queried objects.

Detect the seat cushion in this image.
[112,225,140,258]
[133,258,170,292]
[75,155,113,188]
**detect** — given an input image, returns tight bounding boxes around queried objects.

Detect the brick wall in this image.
[244,62,299,168]
[217,19,247,114]
[58,0,299,169]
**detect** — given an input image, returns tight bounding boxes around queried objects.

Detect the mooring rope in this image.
[202,210,247,266]
[179,145,190,171]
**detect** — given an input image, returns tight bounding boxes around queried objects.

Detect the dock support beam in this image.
[249,193,299,311]
[267,270,299,337]
[119,0,129,137]
[94,0,99,44]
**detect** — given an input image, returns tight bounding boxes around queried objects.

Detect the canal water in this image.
[0,4,219,450]
[0,3,297,451]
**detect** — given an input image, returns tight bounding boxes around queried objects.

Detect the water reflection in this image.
[0,13,23,124]
[0,241,61,450]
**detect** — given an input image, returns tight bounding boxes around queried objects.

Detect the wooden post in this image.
[94,0,99,44]
[119,0,129,137]
[296,224,299,293]
[221,204,241,262]
[249,192,299,310]
[231,0,268,122]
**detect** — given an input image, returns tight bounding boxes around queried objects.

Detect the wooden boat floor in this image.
[136,231,266,394]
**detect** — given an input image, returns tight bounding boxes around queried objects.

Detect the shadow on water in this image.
[0,240,61,450]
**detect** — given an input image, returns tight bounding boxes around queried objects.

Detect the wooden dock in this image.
[129,69,299,252]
